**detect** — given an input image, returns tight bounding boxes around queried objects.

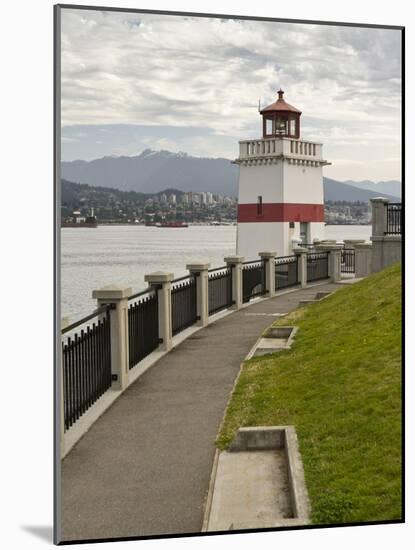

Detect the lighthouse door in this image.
[300,222,309,245]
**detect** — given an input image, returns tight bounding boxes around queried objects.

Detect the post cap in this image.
[370,196,390,203]
[354,243,372,249]
[315,244,343,250]
[144,271,174,284]
[293,247,308,254]
[92,285,132,300]
[259,251,277,258]
[343,239,366,245]
[224,255,245,264]
[186,262,211,272]
[61,316,70,329]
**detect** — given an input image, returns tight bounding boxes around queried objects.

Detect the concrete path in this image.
[61,282,340,542]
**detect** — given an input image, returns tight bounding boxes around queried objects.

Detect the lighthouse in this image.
[234,90,330,259]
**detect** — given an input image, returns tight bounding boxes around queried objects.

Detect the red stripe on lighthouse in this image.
[237,203,324,223]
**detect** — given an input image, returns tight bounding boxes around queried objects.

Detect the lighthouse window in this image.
[257,196,263,215]
[265,118,273,135]
[290,119,296,136]
[276,117,287,134]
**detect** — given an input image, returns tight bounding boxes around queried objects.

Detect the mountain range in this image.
[61,149,401,202]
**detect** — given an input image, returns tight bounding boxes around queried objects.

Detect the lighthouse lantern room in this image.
[235,90,330,259]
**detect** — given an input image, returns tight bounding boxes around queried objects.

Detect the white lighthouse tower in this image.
[235,90,330,259]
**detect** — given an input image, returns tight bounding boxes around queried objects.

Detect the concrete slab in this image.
[203,426,310,532]
[256,337,287,348]
[206,450,292,531]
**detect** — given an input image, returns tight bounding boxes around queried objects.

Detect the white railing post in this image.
[186,262,210,327]
[259,251,277,297]
[294,248,308,288]
[316,244,343,282]
[354,243,373,277]
[92,285,132,391]
[144,272,174,351]
[224,255,244,310]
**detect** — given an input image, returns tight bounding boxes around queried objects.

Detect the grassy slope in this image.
[217,263,402,524]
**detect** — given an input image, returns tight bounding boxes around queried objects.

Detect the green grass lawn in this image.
[217,262,402,525]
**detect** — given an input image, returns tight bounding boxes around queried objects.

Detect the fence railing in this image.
[128,290,159,369]
[307,252,329,282]
[171,275,198,335]
[62,248,342,442]
[385,203,402,235]
[62,305,113,431]
[208,266,233,315]
[242,260,266,303]
[341,249,355,273]
[275,255,299,290]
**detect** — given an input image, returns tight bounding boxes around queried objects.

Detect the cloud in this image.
[60,9,402,180]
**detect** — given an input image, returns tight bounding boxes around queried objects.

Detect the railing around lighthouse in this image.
[61,305,113,431]
[239,138,322,159]
[208,266,233,315]
[128,289,159,369]
[242,260,266,303]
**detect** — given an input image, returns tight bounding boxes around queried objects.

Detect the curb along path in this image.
[61,282,340,541]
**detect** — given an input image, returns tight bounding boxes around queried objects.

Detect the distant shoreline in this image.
[61,222,371,228]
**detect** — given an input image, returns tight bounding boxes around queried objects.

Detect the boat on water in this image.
[159,221,188,228]
[61,209,98,228]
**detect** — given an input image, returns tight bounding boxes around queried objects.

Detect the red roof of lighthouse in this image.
[260,89,302,115]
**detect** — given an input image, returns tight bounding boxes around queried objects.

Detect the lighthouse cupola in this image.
[260,89,301,139]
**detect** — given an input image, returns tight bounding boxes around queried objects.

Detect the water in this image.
[324,225,371,242]
[61,225,237,320]
[61,224,371,322]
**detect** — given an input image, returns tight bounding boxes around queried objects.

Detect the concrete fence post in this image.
[186,262,210,327]
[92,285,132,391]
[224,255,244,310]
[354,243,373,277]
[316,244,343,282]
[259,251,277,297]
[144,272,174,352]
[294,248,308,288]
[370,197,389,237]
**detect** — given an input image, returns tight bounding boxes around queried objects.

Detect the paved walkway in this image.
[61,282,341,542]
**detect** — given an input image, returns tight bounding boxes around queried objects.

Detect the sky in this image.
[60,8,402,182]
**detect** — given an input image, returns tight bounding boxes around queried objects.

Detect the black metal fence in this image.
[128,290,159,369]
[61,306,112,431]
[341,248,355,273]
[307,252,329,282]
[386,203,402,235]
[275,256,299,290]
[208,266,233,315]
[242,260,266,303]
[171,275,198,335]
